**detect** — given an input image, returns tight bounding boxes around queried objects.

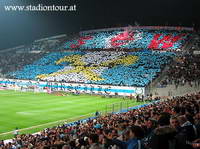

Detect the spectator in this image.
[178,115,197,141]
[88,133,102,149]
[149,115,178,149]
[105,125,145,149]
[170,116,181,132]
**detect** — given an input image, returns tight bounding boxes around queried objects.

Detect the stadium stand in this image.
[166,54,200,87]
[2,28,192,88]
[1,26,199,149]
[1,92,200,149]
[65,29,191,50]
[0,52,45,74]
[151,53,200,97]
[9,50,175,87]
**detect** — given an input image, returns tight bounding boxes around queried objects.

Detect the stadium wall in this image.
[0,78,145,97]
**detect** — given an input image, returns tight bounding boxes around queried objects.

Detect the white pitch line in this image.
[0,112,94,136]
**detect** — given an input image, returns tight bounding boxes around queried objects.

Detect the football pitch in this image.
[0,90,145,140]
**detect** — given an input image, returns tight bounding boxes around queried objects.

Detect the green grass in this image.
[0,90,145,140]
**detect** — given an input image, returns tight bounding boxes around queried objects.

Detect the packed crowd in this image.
[9,50,175,87]
[65,29,190,50]
[161,54,200,88]
[21,36,68,52]
[26,40,61,51]
[0,37,68,76]
[0,52,45,74]
[9,51,83,81]
[1,92,200,149]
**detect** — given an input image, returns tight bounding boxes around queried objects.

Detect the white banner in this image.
[0,78,145,97]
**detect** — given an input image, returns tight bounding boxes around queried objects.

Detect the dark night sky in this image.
[0,0,199,50]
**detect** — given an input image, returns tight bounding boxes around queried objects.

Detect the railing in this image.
[104,99,148,114]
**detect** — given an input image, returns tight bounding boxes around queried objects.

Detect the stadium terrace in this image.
[0,26,200,149]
